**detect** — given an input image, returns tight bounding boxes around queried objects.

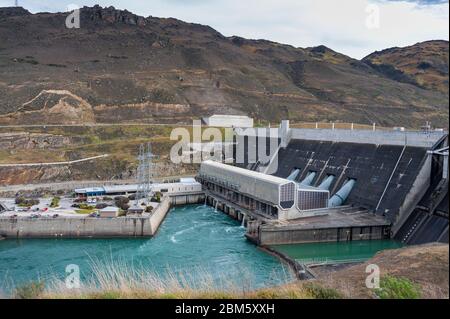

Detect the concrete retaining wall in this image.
[391,155,432,235]
[0,216,152,238]
[258,225,387,245]
[170,193,205,206]
[149,196,171,235]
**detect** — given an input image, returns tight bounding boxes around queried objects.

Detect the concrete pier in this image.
[0,193,204,239]
[205,193,390,245]
[0,215,153,238]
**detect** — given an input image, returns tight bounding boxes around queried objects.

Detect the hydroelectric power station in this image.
[1,122,448,248]
[197,121,449,246]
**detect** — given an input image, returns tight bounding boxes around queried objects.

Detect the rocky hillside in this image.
[363,40,449,95]
[0,5,448,127]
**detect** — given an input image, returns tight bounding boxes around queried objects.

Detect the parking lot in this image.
[0,196,157,219]
[0,197,92,218]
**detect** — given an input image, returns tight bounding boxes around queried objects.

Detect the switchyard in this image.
[198,121,449,246]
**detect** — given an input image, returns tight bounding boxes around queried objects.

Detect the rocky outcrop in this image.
[0,7,30,18]
[0,133,72,150]
[80,5,147,26]
[363,40,449,94]
[4,90,95,125]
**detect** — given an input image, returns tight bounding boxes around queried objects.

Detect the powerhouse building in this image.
[198,160,330,220]
[202,114,254,128]
[198,121,448,245]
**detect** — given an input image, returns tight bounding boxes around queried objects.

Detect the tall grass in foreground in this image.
[10,257,303,299]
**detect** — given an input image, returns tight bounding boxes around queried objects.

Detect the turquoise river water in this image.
[0,204,403,293]
[0,205,293,292]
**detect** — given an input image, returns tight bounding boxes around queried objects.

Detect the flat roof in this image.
[201,161,323,192]
[75,180,201,194]
[205,114,252,119]
[200,160,293,187]
[100,206,119,212]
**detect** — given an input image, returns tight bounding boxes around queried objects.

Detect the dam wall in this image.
[272,139,429,224]
[234,131,434,226]
[289,129,446,148]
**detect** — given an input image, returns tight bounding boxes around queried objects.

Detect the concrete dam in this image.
[199,122,449,246]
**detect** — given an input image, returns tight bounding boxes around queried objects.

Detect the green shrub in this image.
[79,204,95,210]
[304,282,342,299]
[115,196,130,210]
[76,209,96,215]
[15,197,25,205]
[15,197,40,207]
[14,281,45,299]
[151,192,162,203]
[50,197,60,208]
[375,275,421,299]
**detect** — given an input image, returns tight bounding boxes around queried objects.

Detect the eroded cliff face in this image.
[0,132,72,150]
[0,90,95,125]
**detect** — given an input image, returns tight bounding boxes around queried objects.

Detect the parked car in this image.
[88,212,100,218]
[52,214,59,218]
[9,214,18,219]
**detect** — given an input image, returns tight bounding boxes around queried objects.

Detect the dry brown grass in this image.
[314,243,449,299]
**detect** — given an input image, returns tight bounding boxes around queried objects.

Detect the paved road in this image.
[0,154,110,167]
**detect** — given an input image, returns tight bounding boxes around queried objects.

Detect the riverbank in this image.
[8,243,447,299]
[314,243,449,299]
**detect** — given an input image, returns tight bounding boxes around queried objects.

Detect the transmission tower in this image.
[135,143,156,206]
[15,0,19,7]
